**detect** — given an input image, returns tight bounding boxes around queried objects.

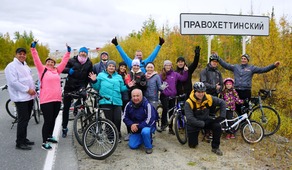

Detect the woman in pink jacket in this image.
[31,41,70,150]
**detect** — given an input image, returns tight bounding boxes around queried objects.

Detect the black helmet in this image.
[193,82,206,92]
[209,54,219,62]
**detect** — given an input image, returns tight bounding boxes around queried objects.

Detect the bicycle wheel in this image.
[33,98,41,124]
[6,99,17,120]
[174,112,187,144]
[73,111,93,146]
[241,120,264,144]
[82,118,118,160]
[249,106,280,136]
[156,105,163,127]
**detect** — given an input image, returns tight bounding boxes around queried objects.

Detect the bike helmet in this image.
[193,82,206,92]
[209,54,219,62]
[223,78,234,85]
[241,54,250,61]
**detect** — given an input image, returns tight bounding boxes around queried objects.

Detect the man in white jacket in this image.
[5,48,36,150]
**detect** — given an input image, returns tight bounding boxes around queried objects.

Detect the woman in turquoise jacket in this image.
[89,60,134,142]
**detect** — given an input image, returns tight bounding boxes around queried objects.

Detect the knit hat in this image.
[119,61,127,68]
[132,59,140,66]
[16,48,26,54]
[176,56,185,63]
[79,47,88,54]
[163,60,172,67]
[242,54,250,61]
[106,60,116,68]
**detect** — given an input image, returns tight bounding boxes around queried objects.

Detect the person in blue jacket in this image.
[111,36,165,73]
[89,60,134,142]
[123,89,158,154]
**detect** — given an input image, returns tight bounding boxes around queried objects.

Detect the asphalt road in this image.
[0,68,78,170]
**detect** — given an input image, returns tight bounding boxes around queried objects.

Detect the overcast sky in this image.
[0,0,291,53]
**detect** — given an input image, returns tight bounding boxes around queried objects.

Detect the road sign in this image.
[180,13,269,36]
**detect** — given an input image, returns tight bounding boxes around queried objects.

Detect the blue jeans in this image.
[128,127,155,149]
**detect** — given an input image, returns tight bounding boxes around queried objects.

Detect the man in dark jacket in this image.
[123,89,158,154]
[93,51,109,75]
[61,47,93,137]
[216,54,280,114]
[184,82,226,156]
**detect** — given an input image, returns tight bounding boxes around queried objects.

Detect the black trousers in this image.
[41,102,61,143]
[187,121,222,149]
[160,94,175,128]
[62,94,74,128]
[15,100,34,145]
[101,104,122,137]
[235,89,251,115]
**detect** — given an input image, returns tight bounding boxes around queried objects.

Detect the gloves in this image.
[67,45,71,52]
[214,117,225,123]
[111,37,118,46]
[159,37,165,46]
[195,46,201,55]
[69,68,74,75]
[31,41,37,48]
[160,82,169,90]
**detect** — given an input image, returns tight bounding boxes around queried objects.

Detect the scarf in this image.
[78,56,88,65]
[145,71,157,79]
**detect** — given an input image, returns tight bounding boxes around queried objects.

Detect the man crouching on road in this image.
[184,82,226,156]
[123,88,158,154]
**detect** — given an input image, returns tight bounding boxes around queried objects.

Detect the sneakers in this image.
[47,137,58,143]
[124,134,130,141]
[212,148,223,156]
[25,139,35,145]
[42,143,52,150]
[230,134,236,139]
[168,129,175,135]
[145,148,153,154]
[226,134,231,140]
[62,128,68,138]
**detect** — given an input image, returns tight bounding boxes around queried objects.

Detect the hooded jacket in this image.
[200,63,223,96]
[62,55,93,92]
[92,70,128,106]
[144,72,162,101]
[219,58,276,90]
[184,90,226,131]
[159,69,188,97]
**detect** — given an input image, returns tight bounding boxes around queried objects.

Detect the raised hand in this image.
[159,37,165,46]
[111,37,118,46]
[195,46,201,55]
[31,39,38,48]
[66,43,71,52]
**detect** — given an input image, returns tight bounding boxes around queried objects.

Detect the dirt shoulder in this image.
[74,125,291,170]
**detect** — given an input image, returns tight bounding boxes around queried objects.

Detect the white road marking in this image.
[43,112,62,170]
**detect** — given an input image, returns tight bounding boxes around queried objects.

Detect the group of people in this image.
[4,36,280,156]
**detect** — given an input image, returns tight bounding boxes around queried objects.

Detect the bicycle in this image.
[82,91,119,160]
[2,82,41,128]
[65,87,96,146]
[247,89,280,136]
[220,106,264,144]
[167,94,188,145]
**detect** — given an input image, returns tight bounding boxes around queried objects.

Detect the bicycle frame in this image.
[221,113,251,132]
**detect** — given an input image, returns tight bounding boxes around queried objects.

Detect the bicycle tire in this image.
[6,99,17,120]
[249,105,280,136]
[156,105,163,127]
[174,112,187,144]
[241,120,264,144]
[73,111,93,146]
[33,98,41,124]
[82,118,118,160]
